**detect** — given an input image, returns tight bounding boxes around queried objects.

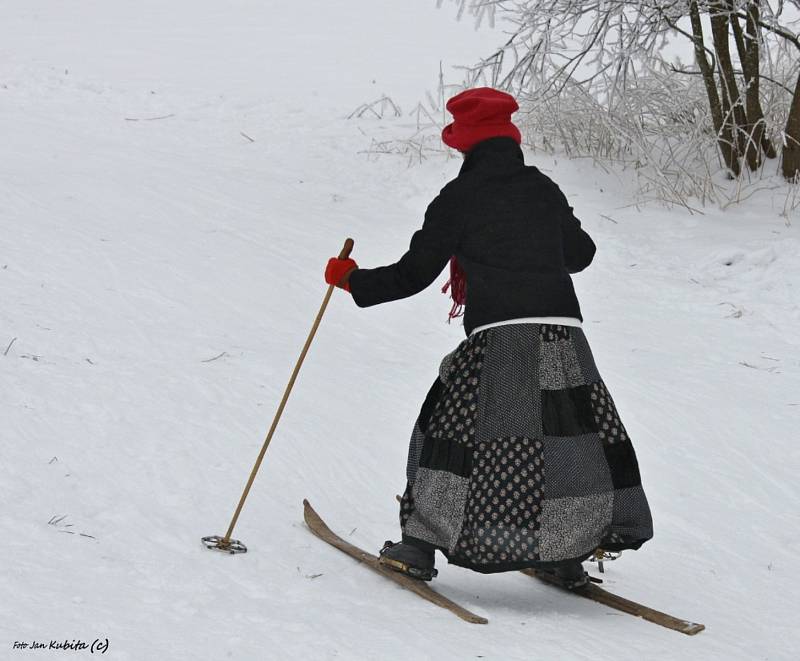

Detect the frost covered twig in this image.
[347,95,402,120]
[780,177,800,221]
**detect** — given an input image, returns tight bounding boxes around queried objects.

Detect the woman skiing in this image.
[324,87,653,589]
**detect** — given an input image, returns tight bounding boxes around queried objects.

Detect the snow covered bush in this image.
[427,0,800,207]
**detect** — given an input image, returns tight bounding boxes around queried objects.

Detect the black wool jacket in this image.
[348,136,596,335]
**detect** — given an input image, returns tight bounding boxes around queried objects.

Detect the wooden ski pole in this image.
[203,238,354,553]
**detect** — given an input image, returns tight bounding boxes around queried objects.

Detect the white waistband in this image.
[470,316,583,336]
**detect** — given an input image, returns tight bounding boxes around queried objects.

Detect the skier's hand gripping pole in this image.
[202,238,355,554]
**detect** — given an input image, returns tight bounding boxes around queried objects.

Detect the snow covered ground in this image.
[2,2,799,660]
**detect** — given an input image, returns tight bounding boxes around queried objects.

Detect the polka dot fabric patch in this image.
[425,333,486,447]
[454,436,544,565]
[590,381,628,445]
[539,324,571,342]
[399,486,415,529]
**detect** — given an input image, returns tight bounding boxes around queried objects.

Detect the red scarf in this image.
[441,256,466,322]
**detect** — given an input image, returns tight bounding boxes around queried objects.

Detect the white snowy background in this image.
[1,2,798,660]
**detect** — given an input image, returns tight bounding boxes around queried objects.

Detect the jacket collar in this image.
[459,136,525,174]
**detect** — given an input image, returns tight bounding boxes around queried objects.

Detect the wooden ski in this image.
[302,499,487,625]
[522,568,705,635]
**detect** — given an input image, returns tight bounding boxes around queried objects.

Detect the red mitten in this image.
[325,257,358,292]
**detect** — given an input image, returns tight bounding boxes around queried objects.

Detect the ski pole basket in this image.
[202,535,247,554]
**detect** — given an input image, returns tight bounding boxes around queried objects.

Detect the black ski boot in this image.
[378,540,437,581]
[541,560,589,589]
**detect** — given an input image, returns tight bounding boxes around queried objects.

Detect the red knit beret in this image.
[441,87,521,153]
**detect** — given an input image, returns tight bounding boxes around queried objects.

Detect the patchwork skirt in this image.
[399,322,653,574]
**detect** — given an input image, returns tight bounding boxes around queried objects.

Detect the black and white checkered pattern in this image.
[401,323,653,572]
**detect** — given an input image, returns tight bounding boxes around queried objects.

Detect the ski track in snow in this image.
[1,2,799,660]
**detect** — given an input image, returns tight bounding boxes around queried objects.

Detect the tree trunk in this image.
[718,80,740,177]
[710,3,747,174]
[689,1,739,176]
[728,0,776,168]
[744,2,777,159]
[782,70,800,181]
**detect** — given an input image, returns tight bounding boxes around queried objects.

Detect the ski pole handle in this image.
[338,238,355,260]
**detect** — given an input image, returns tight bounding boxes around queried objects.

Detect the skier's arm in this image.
[554,185,596,274]
[348,188,460,307]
